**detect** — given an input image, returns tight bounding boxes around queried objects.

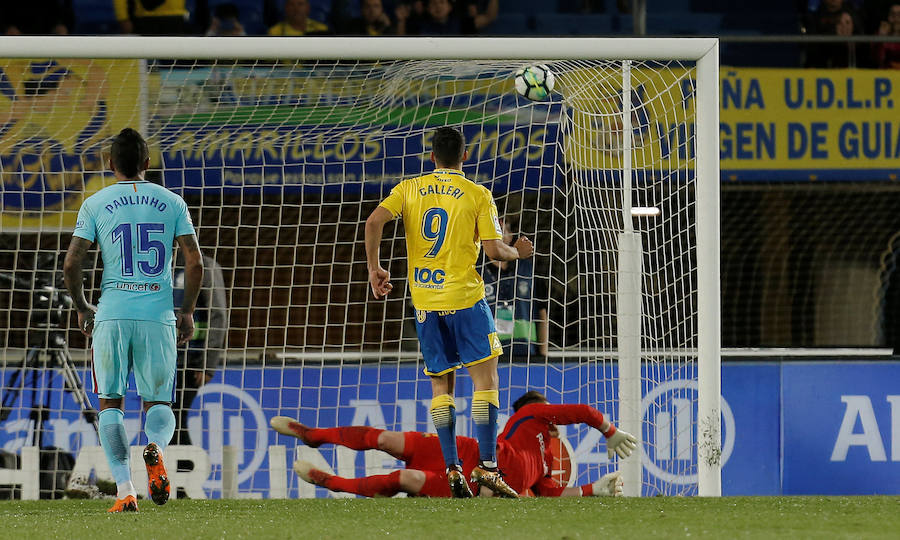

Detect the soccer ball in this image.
[514,65,555,101]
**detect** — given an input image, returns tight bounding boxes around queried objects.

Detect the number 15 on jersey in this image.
[111,222,167,277]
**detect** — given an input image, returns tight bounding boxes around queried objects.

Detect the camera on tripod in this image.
[23,266,73,352]
[0,255,99,499]
[1,264,72,364]
[0,255,97,428]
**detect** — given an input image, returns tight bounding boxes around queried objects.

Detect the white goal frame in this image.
[0,36,721,497]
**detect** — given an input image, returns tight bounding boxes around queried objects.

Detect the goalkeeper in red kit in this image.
[270,391,636,498]
[496,390,636,497]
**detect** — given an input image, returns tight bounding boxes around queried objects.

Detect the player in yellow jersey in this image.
[365,126,533,498]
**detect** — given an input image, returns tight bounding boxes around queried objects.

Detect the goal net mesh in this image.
[0,56,702,498]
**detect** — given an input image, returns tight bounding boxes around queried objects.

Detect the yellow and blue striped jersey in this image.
[380,168,503,311]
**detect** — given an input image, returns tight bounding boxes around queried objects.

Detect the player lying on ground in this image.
[270,391,635,498]
[274,419,484,498]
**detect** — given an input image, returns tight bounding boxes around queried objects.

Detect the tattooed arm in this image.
[63,236,96,337]
[175,233,204,346]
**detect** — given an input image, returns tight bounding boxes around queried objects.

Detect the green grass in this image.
[2,497,898,540]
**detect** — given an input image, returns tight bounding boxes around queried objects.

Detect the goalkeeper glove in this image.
[580,471,624,497]
[602,425,637,459]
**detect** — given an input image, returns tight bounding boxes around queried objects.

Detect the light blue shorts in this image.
[91,320,177,402]
[414,298,503,377]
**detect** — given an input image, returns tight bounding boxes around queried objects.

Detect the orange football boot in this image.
[143,443,170,505]
[107,495,138,513]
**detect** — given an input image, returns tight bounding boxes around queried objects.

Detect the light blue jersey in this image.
[73,180,195,324]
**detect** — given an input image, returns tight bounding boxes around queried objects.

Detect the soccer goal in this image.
[0,36,720,498]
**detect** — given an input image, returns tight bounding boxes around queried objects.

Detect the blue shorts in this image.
[91,320,177,402]
[414,298,503,377]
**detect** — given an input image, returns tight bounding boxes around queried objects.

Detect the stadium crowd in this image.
[801,0,900,67]
[0,0,898,58]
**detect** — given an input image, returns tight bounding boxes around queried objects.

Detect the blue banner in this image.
[153,66,562,196]
[1,359,897,497]
[781,362,900,495]
[159,123,560,196]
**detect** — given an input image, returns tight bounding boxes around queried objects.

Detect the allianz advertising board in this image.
[1,360,897,497]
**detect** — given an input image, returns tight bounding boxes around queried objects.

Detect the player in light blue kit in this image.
[63,128,204,513]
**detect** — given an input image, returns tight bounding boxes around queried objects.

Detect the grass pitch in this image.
[2,496,898,539]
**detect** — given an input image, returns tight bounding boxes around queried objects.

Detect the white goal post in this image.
[0,36,720,498]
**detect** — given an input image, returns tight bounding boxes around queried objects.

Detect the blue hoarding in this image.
[1,359,897,497]
[781,362,900,495]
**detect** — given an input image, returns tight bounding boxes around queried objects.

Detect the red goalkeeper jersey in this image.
[497,403,607,496]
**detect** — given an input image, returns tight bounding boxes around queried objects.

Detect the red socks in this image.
[303,426,396,497]
[321,470,403,498]
[307,426,384,450]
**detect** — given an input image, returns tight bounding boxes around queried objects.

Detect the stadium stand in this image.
[500,0,560,14]
[533,14,614,35]
[646,12,723,35]
[207,0,267,34]
[59,0,815,66]
[72,0,118,34]
[482,12,531,35]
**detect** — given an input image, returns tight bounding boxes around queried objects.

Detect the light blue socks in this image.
[98,408,135,497]
[144,404,176,450]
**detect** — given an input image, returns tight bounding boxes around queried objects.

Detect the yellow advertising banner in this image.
[720,68,900,178]
[565,66,900,180]
[0,59,142,231]
[562,64,695,172]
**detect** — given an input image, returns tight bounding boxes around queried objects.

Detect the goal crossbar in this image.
[0,36,719,61]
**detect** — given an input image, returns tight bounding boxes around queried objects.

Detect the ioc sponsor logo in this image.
[413,267,445,285]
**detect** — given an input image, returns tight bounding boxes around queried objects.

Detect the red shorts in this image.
[402,432,480,497]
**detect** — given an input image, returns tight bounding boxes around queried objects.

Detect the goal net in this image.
[0,37,720,499]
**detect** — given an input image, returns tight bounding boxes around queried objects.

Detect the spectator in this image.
[394,1,424,35]
[875,2,900,68]
[480,218,549,358]
[834,9,859,66]
[205,2,246,36]
[334,0,394,35]
[802,0,864,67]
[114,0,189,35]
[1,1,72,35]
[461,0,498,34]
[268,0,329,35]
[418,0,462,35]
[391,0,495,51]
[802,0,860,34]
[813,9,860,66]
